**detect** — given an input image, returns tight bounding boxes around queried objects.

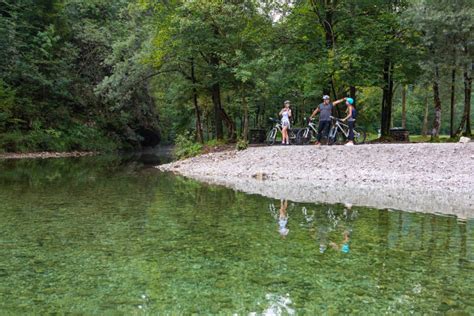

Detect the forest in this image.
[0,0,472,152]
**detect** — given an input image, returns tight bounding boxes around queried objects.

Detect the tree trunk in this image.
[313,0,336,101]
[381,58,394,137]
[241,90,249,140]
[457,70,472,136]
[431,66,442,139]
[301,98,306,123]
[329,79,342,117]
[209,52,224,140]
[450,68,456,138]
[349,86,356,106]
[220,107,236,141]
[206,113,211,140]
[191,60,203,143]
[211,82,223,140]
[422,92,429,137]
[401,85,407,129]
[465,72,472,136]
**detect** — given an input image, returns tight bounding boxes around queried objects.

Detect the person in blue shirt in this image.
[341,97,357,146]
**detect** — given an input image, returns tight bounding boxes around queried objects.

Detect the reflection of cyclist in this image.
[341,98,357,146]
[278,199,289,238]
[330,230,351,253]
[318,225,329,253]
[310,95,346,145]
[319,203,357,254]
[279,101,292,145]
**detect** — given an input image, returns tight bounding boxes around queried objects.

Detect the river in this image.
[0,153,472,314]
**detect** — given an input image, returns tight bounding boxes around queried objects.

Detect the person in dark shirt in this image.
[310,95,346,145]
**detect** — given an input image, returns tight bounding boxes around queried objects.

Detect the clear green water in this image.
[0,155,473,314]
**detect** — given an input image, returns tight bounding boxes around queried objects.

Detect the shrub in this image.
[174,132,203,159]
[236,138,248,151]
[205,138,226,147]
[0,125,118,153]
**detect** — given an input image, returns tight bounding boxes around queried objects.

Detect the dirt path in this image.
[157,143,474,218]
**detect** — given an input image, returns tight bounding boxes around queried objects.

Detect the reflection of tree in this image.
[459,222,467,266]
[3,158,471,314]
[0,156,166,313]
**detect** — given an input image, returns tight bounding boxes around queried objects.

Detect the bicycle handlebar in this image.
[269,117,279,123]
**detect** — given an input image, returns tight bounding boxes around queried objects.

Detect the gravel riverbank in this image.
[157,143,474,218]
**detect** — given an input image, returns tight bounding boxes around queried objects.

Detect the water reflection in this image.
[269,200,359,254]
[269,200,294,238]
[278,200,289,238]
[0,157,472,314]
[261,293,295,315]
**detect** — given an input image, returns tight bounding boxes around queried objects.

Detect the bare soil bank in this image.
[0,151,97,160]
[158,143,474,219]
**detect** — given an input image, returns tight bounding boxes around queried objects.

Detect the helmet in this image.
[346,97,354,105]
[322,95,330,100]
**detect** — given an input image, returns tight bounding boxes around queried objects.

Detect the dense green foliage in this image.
[144,0,473,142]
[0,0,472,152]
[174,132,203,159]
[0,0,160,152]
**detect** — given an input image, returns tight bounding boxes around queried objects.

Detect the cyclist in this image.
[279,100,292,145]
[310,95,346,145]
[340,97,356,146]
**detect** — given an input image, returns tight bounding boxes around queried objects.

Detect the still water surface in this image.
[0,154,472,314]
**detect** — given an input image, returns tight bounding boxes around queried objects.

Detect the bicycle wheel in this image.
[335,132,346,145]
[266,128,277,145]
[289,129,298,145]
[327,127,337,145]
[328,128,345,145]
[297,128,313,145]
[353,127,366,144]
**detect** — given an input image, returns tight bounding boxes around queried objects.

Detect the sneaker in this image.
[345,142,354,146]
[314,142,321,146]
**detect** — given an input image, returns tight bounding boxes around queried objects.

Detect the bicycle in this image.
[266,118,297,145]
[296,117,319,145]
[328,116,366,145]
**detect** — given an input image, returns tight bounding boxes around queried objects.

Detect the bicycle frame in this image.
[267,118,296,144]
[300,121,318,139]
[330,119,350,139]
[328,116,362,143]
[268,121,282,139]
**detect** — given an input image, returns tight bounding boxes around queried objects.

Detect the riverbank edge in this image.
[0,151,98,160]
[156,143,474,219]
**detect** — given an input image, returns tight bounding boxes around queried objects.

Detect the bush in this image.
[205,139,226,147]
[236,138,248,151]
[174,132,203,159]
[0,125,118,153]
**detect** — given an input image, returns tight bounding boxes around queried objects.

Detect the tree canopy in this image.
[0,0,472,152]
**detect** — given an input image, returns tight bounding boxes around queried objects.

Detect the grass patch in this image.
[174,132,203,159]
